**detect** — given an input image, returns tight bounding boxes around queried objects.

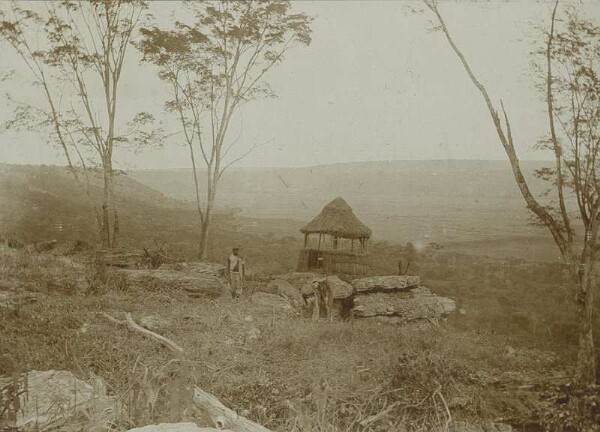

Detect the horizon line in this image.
[1,158,557,172]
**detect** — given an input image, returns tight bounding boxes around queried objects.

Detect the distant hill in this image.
[0,164,198,244]
[0,163,306,264]
[131,160,556,244]
[0,161,564,264]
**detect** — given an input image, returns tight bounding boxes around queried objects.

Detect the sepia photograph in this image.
[1,0,600,431]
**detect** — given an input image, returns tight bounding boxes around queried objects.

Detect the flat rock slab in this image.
[0,370,117,431]
[127,423,226,432]
[351,275,421,293]
[353,287,456,320]
[117,269,227,297]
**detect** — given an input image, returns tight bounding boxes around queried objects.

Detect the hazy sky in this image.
[1,0,599,170]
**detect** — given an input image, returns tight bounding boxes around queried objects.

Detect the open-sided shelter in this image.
[296,197,372,276]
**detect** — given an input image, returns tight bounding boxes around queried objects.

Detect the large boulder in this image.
[274,272,321,292]
[277,272,354,299]
[250,292,296,314]
[351,275,421,293]
[266,279,304,308]
[0,370,118,431]
[353,287,456,321]
[297,275,354,299]
[117,269,228,298]
[325,276,353,299]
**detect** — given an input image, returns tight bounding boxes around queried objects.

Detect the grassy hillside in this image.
[1,238,594,431]
[0,164,304,269]
[0,164,191,242]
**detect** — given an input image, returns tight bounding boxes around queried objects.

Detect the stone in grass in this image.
[0,370,118,431]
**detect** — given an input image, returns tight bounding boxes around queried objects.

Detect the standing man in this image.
[227,247,245,298]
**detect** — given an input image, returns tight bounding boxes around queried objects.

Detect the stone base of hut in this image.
[296,249,370,279]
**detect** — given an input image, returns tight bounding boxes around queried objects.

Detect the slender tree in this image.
[423,0,600,384]
[137,0,312,259]
[0,0,152,248]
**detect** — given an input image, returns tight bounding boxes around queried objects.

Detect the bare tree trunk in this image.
[199,190,215,260]
[422,0,599,384]
[199,219,210,260]
[102,162,112,249]
[109,167,119,248]
[574,256,597,384]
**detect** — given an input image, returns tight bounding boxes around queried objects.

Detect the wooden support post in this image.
[304,234,308,249]
[318,233,322,250]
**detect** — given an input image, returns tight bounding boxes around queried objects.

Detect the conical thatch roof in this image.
[301,197,372,239]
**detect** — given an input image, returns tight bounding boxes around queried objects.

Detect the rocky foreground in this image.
[0,248,468,432]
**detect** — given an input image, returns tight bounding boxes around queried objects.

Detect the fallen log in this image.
[100,312,184,353]
[192,387,272,432]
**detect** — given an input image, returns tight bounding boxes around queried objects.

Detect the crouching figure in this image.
[312,278,334,322]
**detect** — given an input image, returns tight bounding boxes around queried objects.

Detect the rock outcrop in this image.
[323,276,354,299]
[250,292,297,314]
[0,370,118,431]
[268,273,454,323]
[117,268,228,298]
[265,279,304,308]
[274,272,321,293]
[351,275,420,293]
[353,287,456,321]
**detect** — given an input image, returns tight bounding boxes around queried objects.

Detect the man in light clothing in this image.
[227,247,245,298]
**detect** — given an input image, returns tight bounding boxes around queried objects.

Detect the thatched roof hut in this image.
[301,197,372,240]
[297,197,372,276]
